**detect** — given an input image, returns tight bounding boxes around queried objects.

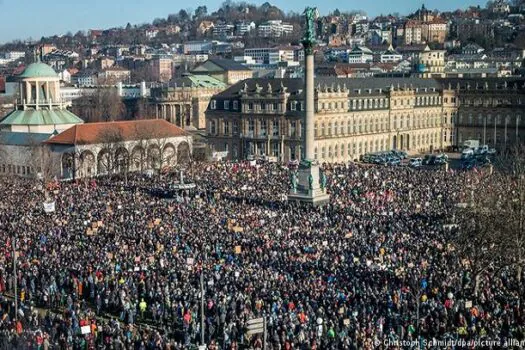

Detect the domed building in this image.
[0,60,192,180]
[0,61,83,133]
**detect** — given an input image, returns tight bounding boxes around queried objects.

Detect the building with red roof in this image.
[45,119,192,179]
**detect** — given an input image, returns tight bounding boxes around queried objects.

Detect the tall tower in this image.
[288,7,330,206]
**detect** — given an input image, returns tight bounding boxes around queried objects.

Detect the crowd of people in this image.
[0,160,522,349]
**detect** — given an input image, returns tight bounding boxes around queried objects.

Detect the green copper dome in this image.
[19,62,58,79]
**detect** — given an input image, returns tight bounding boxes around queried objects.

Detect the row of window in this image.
[0,164,36,176]
[314,115,443,137]
[461,98,522,106]
[210,100,305,112]
[320,95,443,111]
[210,120,301,137]
[458,114,523,126]
[210,115,446,138]
[212,96,444,113]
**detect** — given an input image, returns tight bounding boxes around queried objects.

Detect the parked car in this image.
[476,145,489,154]
[361,154,372,163]
[409,158,422,167]
[391,150,407,159]
[387,158,401,166]
[461,149,474,159]
[423,155,435,165]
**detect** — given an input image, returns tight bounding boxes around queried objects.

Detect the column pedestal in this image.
[288,160,330,206]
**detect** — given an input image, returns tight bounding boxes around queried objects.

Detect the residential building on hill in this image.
[150,58,173,82]
[404,20,423,45]
[244,47,303,65]
[257,20,294,38]
[347,46,374,64]
[421,18,447,44]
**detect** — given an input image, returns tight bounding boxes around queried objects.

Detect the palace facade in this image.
[205,77,525,163]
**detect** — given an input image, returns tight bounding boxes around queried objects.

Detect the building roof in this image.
[0,131,52,146]
[350,46,373,54]
[19,62,58,79]
[46,119,188,145]
[194,58,251,73]
[212,77,444,100]
[74,69,98,78]
[185,74,227,88]
[0,109,84,126]
[463,43,485,51]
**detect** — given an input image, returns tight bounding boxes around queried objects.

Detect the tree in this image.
[495,146,525,283]
[130,65,154,83]
[167,13,179,24]
[133,123,178,176]
[85,87,125,122]
[152,18,166,27]
[454,146,525,299]
[179,9,190,22]
[97,127,126,178]
[26,137,60,196]
[194,6,208,19]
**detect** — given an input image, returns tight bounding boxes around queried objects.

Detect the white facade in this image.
[347,47,374,64]
[257,21,294,38]
[244,47,301,65]
[236,21,256,36]
[183,41,214,55]
[6,51,25,60]
[213,24,235,37]
[381,52,403,63]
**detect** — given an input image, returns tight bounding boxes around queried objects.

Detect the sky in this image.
[0,0,486,44]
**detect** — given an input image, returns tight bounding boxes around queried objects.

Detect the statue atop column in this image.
[302,7,319,55]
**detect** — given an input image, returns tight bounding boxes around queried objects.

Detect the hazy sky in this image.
[0,0,486,44]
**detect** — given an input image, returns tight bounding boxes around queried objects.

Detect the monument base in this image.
[287,161,330,206]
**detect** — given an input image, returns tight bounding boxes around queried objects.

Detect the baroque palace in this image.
[205,77,525,162]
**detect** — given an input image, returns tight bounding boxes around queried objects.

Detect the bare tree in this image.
[96,127,126,178]
[74,87,125,123]
[129,123,150,174]
[454,198,507,296]
[454,145,525,298]
[495,145,525,283]
[26,136,58,182]
[133,122,177,176]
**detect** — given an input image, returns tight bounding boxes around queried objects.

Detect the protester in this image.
[0,160,518,349]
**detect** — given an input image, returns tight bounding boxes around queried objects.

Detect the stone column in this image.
[304,53,315,160]
[45,82,50,104]
[35,81,40,110]
[26,81,31,104]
